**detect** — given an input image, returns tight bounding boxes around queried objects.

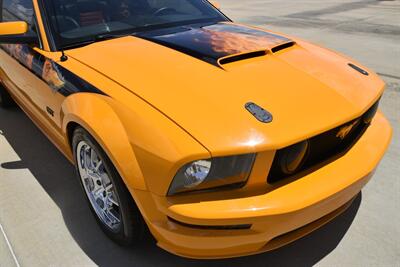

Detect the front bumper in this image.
[133,112,392,259]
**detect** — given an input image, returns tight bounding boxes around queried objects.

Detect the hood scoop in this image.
[218,41,296,66]
[271,41,295,53]
[219,50,267,65]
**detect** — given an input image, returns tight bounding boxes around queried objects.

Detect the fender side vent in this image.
[271,41,295,53]
[219,50,267,65]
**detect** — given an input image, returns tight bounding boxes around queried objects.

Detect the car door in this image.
[0,0,66,142]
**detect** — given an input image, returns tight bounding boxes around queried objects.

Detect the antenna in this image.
[60,50,68,62]
[50,0,68,62]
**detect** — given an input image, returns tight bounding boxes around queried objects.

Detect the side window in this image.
[1,0,34,24]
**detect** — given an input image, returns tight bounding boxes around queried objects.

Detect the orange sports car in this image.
[0,0,392,259]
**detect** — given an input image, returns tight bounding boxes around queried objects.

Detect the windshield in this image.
[43,0,228,49]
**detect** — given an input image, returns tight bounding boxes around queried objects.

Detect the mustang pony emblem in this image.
[245,102,273,123]
[336,120,359,140]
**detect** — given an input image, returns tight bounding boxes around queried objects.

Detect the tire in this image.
[72,127,145,245]
[0,83,15,108]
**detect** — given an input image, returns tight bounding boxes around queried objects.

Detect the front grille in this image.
[267,99,380,183]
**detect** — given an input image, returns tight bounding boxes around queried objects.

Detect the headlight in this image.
[168,154,256,195]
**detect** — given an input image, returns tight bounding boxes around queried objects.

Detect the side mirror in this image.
[210,1,221,9]
[0,21,38,45]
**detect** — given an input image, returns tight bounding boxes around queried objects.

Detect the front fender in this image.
[61,92,210,196]
[61,93,147,191]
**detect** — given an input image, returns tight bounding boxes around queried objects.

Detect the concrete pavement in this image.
[1,0,399,266]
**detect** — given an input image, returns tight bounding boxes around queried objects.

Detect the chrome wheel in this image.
[76,141,121,231]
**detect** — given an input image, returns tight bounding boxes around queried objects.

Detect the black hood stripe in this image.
[138,22,292,66]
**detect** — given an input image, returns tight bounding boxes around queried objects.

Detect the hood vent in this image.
[219,50,267,65]
[271,41,295,53]
[348,63,369,76]
[218,42,295,66]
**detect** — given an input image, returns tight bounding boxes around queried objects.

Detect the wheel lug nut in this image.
[96,180,102,186]
[103,191,106,197]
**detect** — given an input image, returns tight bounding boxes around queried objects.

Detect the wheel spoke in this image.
[105,183,113,192]
[94,186,105,197]
[102,208,120,225]
[100,173,110,186]
[107,193,119,207]
[83,177,93,191]
[94,160,103,172]
[84,147,92,171]
[90,148,98,170]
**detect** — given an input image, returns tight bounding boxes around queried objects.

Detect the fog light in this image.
[278,140,309,175]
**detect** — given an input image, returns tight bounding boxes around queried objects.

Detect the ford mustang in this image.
[0,0,392,259]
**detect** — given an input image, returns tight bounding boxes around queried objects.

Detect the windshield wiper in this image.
[95,32,132,41]
[61,32,135,50]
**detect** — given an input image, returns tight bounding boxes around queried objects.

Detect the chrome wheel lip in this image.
[76,140,122,231]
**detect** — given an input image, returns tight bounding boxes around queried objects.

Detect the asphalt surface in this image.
[0,0,399,266]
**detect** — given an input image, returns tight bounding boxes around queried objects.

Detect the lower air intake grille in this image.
[167,217,252,230]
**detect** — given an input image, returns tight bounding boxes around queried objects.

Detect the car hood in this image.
[66,22,384,155]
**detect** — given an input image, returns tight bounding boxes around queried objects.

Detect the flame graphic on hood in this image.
[201,23,290,55]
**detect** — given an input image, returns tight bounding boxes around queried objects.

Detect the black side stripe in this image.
[0,44,105,97]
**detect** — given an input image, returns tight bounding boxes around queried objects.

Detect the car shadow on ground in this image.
[0,107,362,267]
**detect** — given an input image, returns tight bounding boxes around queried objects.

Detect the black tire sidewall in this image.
[72,127,144,246]
[0,84,15,108]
